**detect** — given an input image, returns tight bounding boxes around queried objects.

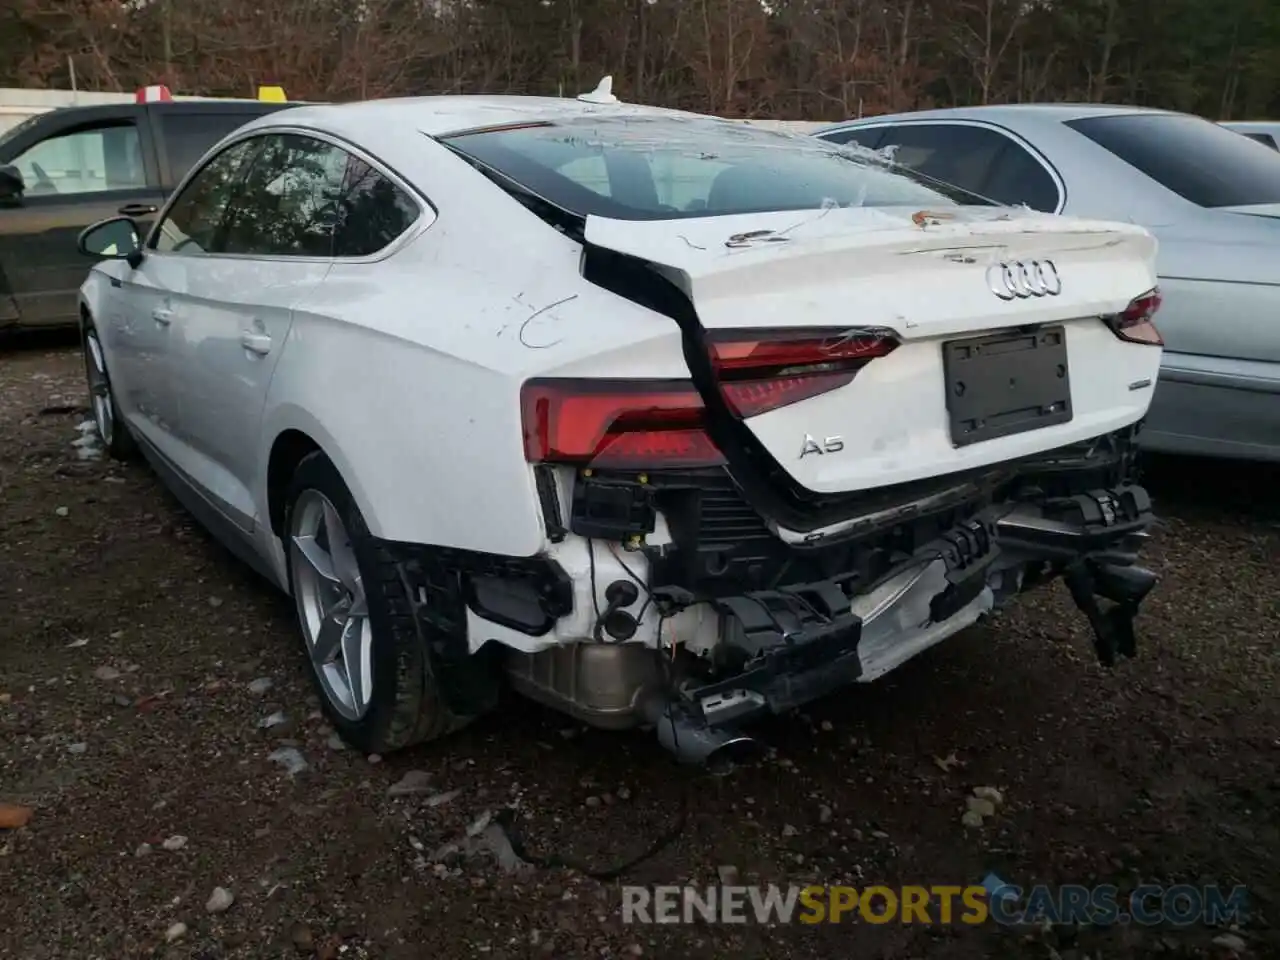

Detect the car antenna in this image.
[577,75,619,104]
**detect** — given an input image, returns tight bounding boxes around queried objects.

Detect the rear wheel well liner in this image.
[267,429,323,538]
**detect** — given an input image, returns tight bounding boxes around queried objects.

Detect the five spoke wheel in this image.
[83,329,115,448]
[289,489,374,721]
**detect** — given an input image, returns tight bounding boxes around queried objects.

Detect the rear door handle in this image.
[240,330,272,355]
[151,308,173,325]
[119,203,158,217]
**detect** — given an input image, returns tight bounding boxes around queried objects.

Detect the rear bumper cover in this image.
[676,483,1156,730]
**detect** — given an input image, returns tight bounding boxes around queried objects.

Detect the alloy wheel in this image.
[289,489,374,721]
[83,330,115,447]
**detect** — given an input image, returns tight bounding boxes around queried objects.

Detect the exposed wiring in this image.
[496,793,688,881]
[588,538,606,642]
[495,604,691,882]
[607,542,649,593]
[511,544,692,879]
[586,538,602,620]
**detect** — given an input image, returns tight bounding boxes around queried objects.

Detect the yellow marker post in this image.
[257,85,287,102]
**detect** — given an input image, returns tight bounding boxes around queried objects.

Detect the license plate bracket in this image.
[942,325,1072,447]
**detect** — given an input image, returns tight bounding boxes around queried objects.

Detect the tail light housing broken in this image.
[1105,289,1163,346]
[521,328,899,468]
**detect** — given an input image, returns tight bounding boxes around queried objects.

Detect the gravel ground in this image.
[2,334,1278,960]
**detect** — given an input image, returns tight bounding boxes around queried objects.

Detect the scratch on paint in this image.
[519,294,579,349]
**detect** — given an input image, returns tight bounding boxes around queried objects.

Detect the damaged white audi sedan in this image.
[76,83,1165,764]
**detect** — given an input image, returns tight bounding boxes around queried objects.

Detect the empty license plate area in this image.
[942,325,1072,447]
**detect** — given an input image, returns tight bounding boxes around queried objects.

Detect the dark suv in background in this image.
[0,99,294,331]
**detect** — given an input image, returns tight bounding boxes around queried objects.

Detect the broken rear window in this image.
[439,116,991,221]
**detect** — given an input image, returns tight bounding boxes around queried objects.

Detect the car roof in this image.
[33,100,292,122]
[245,94,706,139]
[819,102,1182,129]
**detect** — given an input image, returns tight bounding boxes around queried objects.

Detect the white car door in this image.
[114,136,261,454]
[160,132,347,534]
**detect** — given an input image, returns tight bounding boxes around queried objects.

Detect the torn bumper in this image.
[672,484,1157,732]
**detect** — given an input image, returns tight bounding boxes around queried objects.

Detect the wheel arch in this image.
[266,428,322,538]
[260,408,386,548]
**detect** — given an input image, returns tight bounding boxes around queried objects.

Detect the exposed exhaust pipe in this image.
[641,696,760,768]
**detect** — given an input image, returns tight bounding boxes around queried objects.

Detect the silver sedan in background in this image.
[1223,121,1280,150]
[814,105,1280,463]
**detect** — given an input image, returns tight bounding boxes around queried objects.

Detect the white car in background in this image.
[815,105,1280,463]
[76,86,1163,766]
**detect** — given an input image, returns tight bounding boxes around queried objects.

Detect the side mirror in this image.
[78,216,142,263]
[0,164,23,202]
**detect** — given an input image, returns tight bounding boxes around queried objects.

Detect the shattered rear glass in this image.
[440,115,993,221]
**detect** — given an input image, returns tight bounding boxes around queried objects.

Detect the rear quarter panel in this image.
[257,132,692,558]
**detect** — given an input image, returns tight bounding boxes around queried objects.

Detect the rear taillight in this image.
[708,327,898,417]
[1105,289,1163,346]
[521,328,899,467]
[521,379,725,468]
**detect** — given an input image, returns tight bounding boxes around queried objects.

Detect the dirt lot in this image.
[2,335,1278,960]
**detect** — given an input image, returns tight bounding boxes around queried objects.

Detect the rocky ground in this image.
[1,333,1278,960]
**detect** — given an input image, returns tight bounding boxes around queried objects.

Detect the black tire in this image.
[283,451,472,754]
[81,319,138,461]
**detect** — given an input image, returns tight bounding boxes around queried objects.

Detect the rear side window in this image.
[159,112,260,183]
[982,139,1061,212]
[1068,113,1280,207]
[332,157,421,257]
[442,115,990,221]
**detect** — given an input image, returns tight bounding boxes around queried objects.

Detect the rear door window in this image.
[856,123,1060,211]
[819,127,888,151]
[219,133,349,257]
[1068,112,1280,207]
[872,124,1006,195]
[158,111,262,184]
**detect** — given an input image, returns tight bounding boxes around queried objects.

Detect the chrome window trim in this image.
[144,123,437,265]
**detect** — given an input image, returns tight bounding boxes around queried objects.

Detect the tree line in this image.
[4,0,1279,122]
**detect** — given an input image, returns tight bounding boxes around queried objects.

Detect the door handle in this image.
[151,308,173,325]
[240,330,272,355]
[119,203,158,217]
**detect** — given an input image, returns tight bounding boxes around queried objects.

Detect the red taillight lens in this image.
[1106,289,1163,346]
[708,327,898,417]
[521,328,899,467]
[521,379,725,468]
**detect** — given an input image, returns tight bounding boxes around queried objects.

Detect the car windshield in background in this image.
[440,116,990,221]
[1067,112,1280,208]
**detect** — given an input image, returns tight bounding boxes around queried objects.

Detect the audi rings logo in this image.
[985,260,1062,300]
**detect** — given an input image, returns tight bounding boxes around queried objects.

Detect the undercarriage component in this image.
[994,484,1157,665]
[485,431,1161,767]
[1062,558,1157,665]
[639,695,759,767]
[505,642,661,730]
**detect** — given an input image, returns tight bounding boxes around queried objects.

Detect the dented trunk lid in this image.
[584,205,1163,495]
